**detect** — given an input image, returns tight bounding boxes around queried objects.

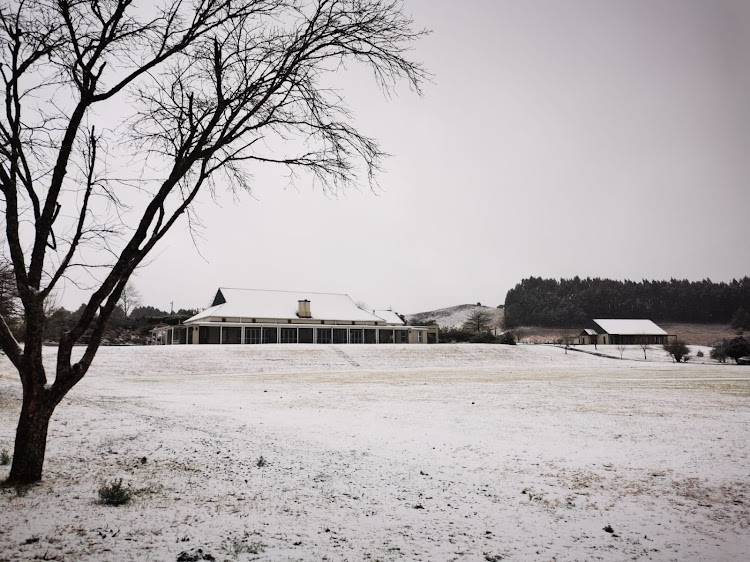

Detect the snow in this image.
[1,344,749,561]
[187,288,389,323]
[593,319,668,336]
[371,309,405,326]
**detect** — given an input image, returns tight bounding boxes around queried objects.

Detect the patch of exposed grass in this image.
[97,479,133,506]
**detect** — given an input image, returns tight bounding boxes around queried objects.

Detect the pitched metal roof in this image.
[372,309,405,326]
[185,288,400,324]
[593,319,667,336]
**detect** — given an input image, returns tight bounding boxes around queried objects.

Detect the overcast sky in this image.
[64,0,750,314]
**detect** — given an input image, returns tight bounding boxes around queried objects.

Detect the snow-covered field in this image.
[1,344,749,561]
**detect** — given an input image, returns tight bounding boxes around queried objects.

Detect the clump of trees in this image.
[505,276,750,327]
[437,328,516,345]
[711,336,750,364]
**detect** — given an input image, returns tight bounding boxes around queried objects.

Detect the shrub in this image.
[256,456,267,468]
[0,449,10,466]
[725,336,750,364]
[498,331,516,345]
[663,340,690,363]
[710,340,728,363]
[97,479,133,505]
[438,328,475,343]
[696,350,704,358]
[221,534,265,556]
[469,332,497,344]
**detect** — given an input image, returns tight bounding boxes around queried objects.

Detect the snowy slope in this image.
[406,303,504,329]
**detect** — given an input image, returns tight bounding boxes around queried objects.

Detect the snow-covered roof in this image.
[185,288,399,324]
[582,328,598,335]
[593,319,667,336]
[373,309,405,326]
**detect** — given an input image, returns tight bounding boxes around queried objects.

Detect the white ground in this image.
[1,344,749,562]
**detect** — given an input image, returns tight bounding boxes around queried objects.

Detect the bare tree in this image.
[616,342,627,359]
[464,308,492,333]
[118,283,142,317]
[490,308,505,336]
[637,335,649,360]
[0,0,427,483]
[560,329,573,354]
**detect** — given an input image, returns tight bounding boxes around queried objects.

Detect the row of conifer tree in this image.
[504,276,750,328]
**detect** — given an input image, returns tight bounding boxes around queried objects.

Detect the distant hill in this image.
[407,304,504,330]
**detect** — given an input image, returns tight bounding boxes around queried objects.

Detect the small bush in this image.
[498,331,516,345]
[97,479,133,505]
[603,524,614,533]
[725,336,750,364]
[221,534,265,556]
[469,332,497,344]
[710,340,728,363]
[663,340,690,363]
[256,456,267,468]
[696,350,704,358]
[0,449,10,466]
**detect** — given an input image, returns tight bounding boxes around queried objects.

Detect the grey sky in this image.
[64,0,750,314]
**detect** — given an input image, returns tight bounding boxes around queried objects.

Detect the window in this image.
[299,328,314,343]
[333,328,348,344]
[280,328,297,343]
[417,331,423,343]
[199,326,220,344]
[378,329,393,344]
[245,327,262,344]
[349,329,364,344]
[317,328,332,344]
[223,327,242,344]
[262,327,277,344]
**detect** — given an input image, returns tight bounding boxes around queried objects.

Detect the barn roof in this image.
[185,288,401,324]
[593,319,667,336]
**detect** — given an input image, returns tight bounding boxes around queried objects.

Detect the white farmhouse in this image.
[152,288,438,345]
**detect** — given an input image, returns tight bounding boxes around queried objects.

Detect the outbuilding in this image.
[153,288,438,345]
[577,319,671,346]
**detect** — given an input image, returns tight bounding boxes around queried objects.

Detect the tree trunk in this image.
[8,392,54,484]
